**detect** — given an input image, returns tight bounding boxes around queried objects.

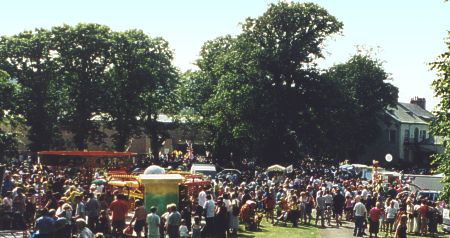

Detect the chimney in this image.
[410,96,426,110]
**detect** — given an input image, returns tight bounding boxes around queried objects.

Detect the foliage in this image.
[184,2,399,165]
[430,32,450,201]
[0,24,179,154]
[188,2,344,165]
[104,30,159,151]
[0,29,64,151]
[322,54,398,161]
[52,23,113,150]
[0,70,19,163]
[137,37,179,158]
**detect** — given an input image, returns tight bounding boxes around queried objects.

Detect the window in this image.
[414,128,419,142]
[420,130,426,141]
[404,129,410,143]
[389,130,396,144]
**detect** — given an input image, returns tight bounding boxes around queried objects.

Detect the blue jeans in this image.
[354,216,364,236]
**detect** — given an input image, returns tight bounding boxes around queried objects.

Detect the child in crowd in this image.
[179,219,189,238]
[191,216,202,238]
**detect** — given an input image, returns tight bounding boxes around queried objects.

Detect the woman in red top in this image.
[262,193,275,224]
[369,202,382,238]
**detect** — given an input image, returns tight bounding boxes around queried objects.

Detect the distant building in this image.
[359,97,443,166]
[12,114,207,156]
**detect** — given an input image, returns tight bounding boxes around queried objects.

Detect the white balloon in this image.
[385,154,393,162]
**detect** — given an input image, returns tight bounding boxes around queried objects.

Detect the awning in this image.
[38,151,137,157]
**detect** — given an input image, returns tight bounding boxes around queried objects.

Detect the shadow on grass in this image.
[237,222,316,237]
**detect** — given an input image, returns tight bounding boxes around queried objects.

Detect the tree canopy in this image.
[184,2,398,165]
[0,24,178,154]
[0,70,20,163]
[0,3,401,166]
[430,31,450,200]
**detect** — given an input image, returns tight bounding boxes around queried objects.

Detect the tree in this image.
[0,70,19,163]
[52,24,113,149]
[190,2,344,165]
[104,30,154,151]
[0,29,64,152]
[241,2,343,164]
[137,37,179,159]
[322,54,398,161]
[430,32,450,200]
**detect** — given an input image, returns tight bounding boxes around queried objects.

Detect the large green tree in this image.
[188,2,344,164]
[186,2,399,166]
[431,32,450,200]
[137,37,179,159]
[104,30,153,151]
[0,29,64,152]
[52,24,112,149]
[322,54,398,161]
[105,30,179,153]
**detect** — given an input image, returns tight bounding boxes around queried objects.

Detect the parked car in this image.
[417,190,440,202]
[216,169,241,180]
[190,163,217,179]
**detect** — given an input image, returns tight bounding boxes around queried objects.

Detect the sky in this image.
[1,0,449,110]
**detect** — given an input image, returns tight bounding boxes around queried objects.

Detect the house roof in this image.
[398,103,434,120]
[386,103,432,124]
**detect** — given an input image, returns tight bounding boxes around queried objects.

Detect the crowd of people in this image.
[0,155,446,238]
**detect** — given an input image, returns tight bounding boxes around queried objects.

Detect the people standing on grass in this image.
[406,199,415,233]
[333,189,345,227]
[191,216,202,238]
[129,199,147,237]
[203,194,215,236]
[385,200,397,237]
[109,194,128,237]
[394,215,408,238]
[369,202,382,238]
[85,193,101,232]
[353,195,367,237]
[315,191,326,227]
[1,155,448,238]
[147,206,160,238]
[166,203,181,238]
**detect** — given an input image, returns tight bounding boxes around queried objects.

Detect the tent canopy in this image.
[267,164,286,172]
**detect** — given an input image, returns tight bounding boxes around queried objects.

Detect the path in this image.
[318,221,355,238]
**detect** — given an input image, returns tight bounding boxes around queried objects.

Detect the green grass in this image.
[235,219,449,238]
[237,220,320,238]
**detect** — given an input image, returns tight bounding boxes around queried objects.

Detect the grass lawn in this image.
[235,220,449,238]
[237,220,320,238]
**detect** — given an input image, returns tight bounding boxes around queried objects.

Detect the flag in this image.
[286,165,293,173]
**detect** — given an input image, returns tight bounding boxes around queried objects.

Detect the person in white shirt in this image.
[179,219,189,238]
[361,187,369,200]
[353,195,367,237]
[2,191,13,212]
[386,200,397,237]
[198,188,207,207]
[203,194,215,236]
